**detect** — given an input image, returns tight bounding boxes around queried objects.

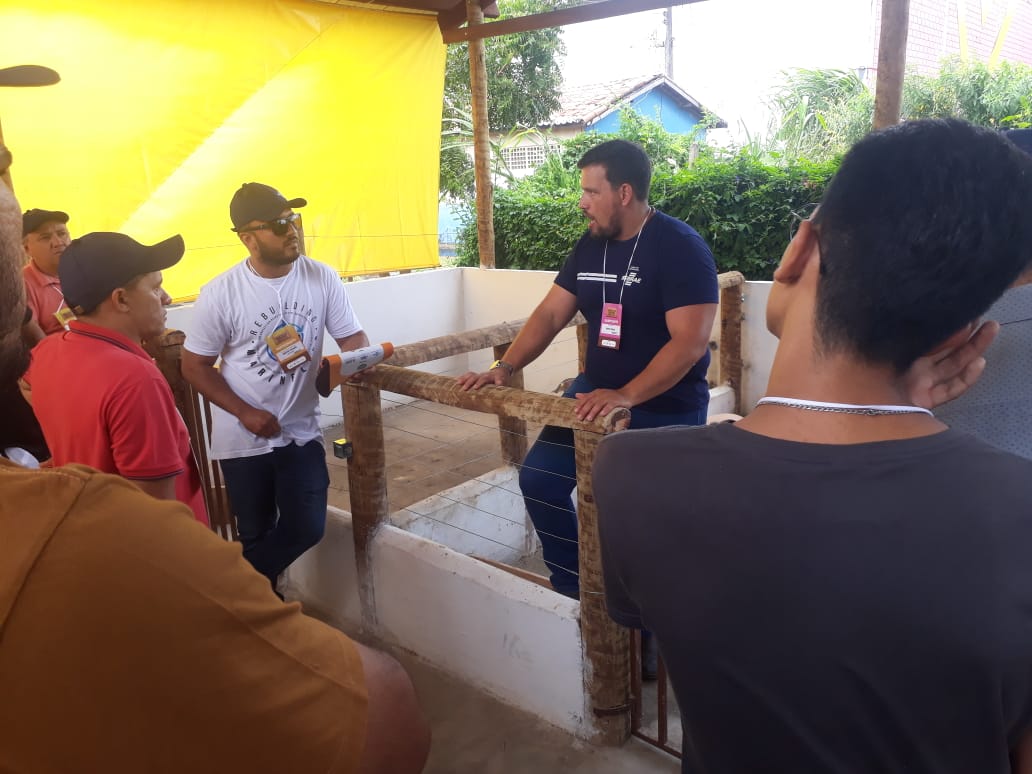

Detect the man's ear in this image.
[109,286,131,312]
[772,219,820,284]
[618,183,635,207]
[925,320,979,359]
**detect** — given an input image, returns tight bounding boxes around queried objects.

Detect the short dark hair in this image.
[578,139,652,201]
[812,118,1032,372]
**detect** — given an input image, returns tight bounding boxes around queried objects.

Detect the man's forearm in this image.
[336,329,370,352]
[500,310,568,371]
[185,364,260,421]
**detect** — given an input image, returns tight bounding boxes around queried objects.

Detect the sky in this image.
[558,0,873,140]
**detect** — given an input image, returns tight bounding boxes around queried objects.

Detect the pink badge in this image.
[598,302,623,350]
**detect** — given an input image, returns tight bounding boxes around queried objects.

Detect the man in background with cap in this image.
[24,231,209,526]
[21,207,72,335]
[182,182,369,589]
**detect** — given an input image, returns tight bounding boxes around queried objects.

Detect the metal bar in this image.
[443,0,709,43]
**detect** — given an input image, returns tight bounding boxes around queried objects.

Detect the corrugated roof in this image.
[547,73,724,128]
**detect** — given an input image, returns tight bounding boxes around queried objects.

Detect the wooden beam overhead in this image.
[443,0,708,44]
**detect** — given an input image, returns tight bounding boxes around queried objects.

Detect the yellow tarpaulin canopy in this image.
[0,0,445,301]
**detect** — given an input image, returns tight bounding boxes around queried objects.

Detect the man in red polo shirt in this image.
[21,207,73,335]
[25,231,209,525]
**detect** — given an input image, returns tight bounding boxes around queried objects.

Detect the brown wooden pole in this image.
[574,429,631,744]
[872,0,911,130]
[494,342,527,465]
[576,321,588,373]
[443,0,709,44]
[343,381,389,626]
[718,273,744,414]
[467,0,496,269]
[368,364,629,432]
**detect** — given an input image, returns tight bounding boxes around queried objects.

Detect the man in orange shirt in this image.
[21,207,72,335]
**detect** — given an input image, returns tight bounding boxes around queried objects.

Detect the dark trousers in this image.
[219,440,330,586]
[519,373,706,597]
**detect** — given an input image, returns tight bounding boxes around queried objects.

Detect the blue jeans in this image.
[519,374,706,597]
[219,440,330,586]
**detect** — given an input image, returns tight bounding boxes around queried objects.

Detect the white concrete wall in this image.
[461,268,581,395]
[740,281,778,413]
[283,509,589,737]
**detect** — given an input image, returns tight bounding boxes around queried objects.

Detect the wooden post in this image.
[575,428,631,745]
[343,381,389,626]
[494,342,527,465]
[873,0,911,130]
[467,0,497,269]
[576,321,588,373]
[718,274,744,414]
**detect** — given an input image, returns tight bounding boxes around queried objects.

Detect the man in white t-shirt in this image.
[182,183,370,589]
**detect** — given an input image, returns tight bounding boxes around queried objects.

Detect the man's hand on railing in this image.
[573,388,632,422]
[456,368,511,391]
[903,319,998,410]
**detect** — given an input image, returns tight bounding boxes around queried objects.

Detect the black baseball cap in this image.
[229,182,306,231]
[23,208,68,236]
[60,232,184,315]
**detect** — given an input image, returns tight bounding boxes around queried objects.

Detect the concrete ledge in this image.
[285,507,592,737]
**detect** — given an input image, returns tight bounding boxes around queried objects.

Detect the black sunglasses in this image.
[238,212,300,236]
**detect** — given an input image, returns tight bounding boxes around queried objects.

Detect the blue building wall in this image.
[589,89,702,135]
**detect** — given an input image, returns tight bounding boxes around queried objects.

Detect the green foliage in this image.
[440,0,569,198]
[457,113,838,279]
[444,0,568,133]
[657,154,838,280]
[903,59,1032,128]
[768,68,870,160]
[767,59,1032,163]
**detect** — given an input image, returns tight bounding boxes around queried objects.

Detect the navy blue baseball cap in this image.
[60,232,184,315]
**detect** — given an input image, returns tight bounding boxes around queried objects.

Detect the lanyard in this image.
[246,259,293,322]
[68,326,138,355]
[601,207,653,307]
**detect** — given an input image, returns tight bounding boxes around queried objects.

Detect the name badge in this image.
[598,302,623,350]
[53,307,76,328]
[266,323,312,373]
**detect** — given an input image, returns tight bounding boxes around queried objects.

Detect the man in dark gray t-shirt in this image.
[596,120,1032,774]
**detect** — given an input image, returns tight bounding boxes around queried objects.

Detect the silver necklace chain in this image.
[756,397,933,417]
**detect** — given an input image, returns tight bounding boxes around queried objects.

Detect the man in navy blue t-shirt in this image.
[459,139,718,604]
